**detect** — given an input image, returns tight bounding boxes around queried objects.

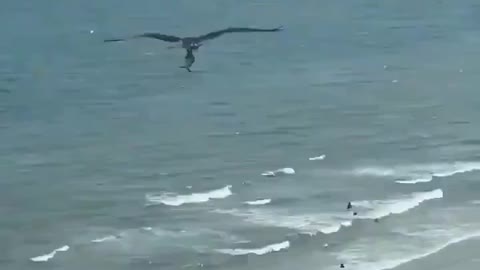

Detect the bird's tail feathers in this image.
[104,37,128,43]
[104,34,143,43]
[104,38,122,42]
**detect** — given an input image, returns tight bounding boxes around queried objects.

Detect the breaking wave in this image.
[244,199,272,205]
[91,235,117,243]
[145,185,232,206]
[30,245,69,262]
[352,189,443,219]
[213,208,352,235]
[334,230,480,270]
[395,177,432,184]
[214,189,441,237]
[352,161,480,184]
[261,167,295,177]
[216,240,290,255]
[309,155,326,161]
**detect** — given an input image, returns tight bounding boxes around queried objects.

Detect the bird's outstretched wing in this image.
[195,26,283,41]
[104,32,182,43]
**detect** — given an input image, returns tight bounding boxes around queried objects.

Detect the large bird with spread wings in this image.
[104,26,283,72]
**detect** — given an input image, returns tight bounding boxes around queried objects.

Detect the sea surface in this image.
[1,0,480,269]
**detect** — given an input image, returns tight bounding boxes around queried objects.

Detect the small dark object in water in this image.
[340,263,345,268]
[347,202,352,210]
[353,212,358,216]
[374,218,379,223]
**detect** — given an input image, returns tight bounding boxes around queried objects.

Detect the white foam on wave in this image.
[309,155,326,161]
[146,185,232,206]
[353,167,396,176]
[30,245,70,262]
[334,230,480,270]
[261,167,295,177]
[213,209,351,235]
[216,240,290,256]
[91,235,117,243]
[244,199,272,205]
[261,171,276,177]
[352,161,480,184]
[395,177,432,184]
[215,189,441,235]
[140,225,249,245]
[352,189,443,219]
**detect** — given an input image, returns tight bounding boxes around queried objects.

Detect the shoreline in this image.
[392,236,480,270]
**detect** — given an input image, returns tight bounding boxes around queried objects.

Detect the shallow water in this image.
[2,0,480,269]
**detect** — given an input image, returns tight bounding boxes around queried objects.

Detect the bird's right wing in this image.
[104,32,182,43]
[195,26,283,41]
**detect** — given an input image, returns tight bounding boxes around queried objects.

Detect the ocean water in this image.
[1,0,480,269]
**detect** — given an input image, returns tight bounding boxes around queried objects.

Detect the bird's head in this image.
[189,42,202,50]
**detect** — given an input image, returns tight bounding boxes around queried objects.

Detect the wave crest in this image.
[334,230,480,270]
[216,241,290,256]
[91,235,117,243]
[352,189,443,219]
[261,167,295,177]
[353,162,480,184]
[146,185,232,206]
[309,155,326,161]
[30,245,70,262]
[244,199,272,205]
[213,209,351,235]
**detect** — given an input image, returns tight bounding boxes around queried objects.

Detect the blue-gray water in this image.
[2,0,480,269]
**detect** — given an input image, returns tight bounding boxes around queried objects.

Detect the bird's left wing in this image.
[195,26,283,41]
[104,32,182,43]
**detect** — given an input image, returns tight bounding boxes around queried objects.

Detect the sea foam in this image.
[353,162,480,184]
[91,235,117,243]
[30,245,70,262]
[261,167,295,177]
[146,185,232,206]
[309,155,326,161]
[352,189,443,219]
[334,230,480,270]
[213,208,351,235]
[244,199,272,205]
[216,240,290,256]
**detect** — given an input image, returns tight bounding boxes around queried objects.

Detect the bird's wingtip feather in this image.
[104,38,125,42]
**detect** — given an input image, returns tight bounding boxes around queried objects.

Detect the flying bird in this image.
[104,26,283,72]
